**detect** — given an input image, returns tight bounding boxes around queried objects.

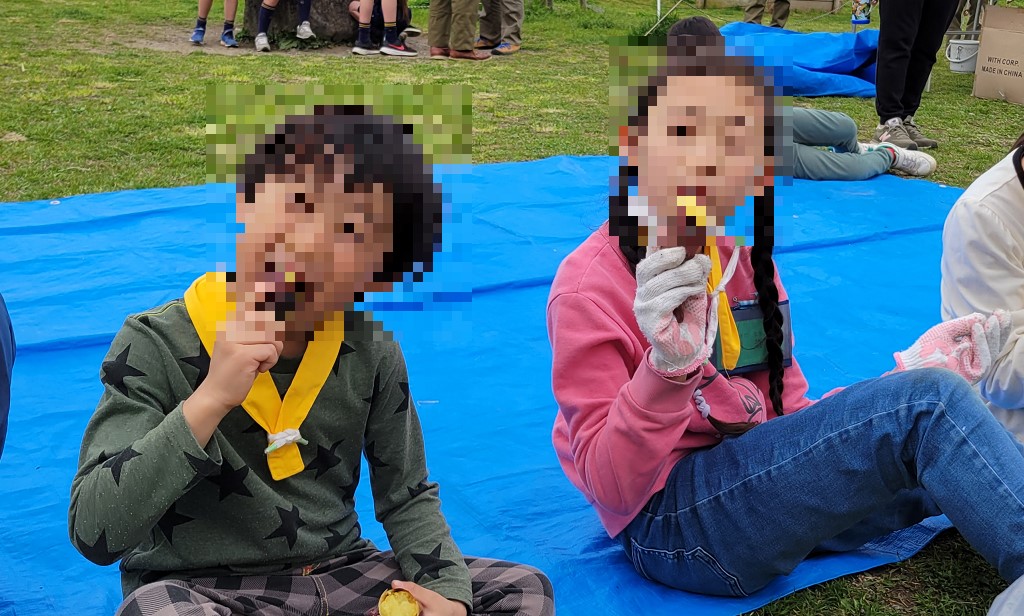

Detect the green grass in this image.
[0,0,1018,612]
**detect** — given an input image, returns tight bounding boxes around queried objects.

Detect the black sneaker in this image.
[381,40,417,56]
[403,24,422,37]
[353,38,380,55]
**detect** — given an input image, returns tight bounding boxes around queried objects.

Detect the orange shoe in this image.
[491,42,520,55]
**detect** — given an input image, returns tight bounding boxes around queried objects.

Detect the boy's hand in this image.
[389,581,468,616]
[194,310,284,415]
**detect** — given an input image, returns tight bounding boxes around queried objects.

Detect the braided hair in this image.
[613,34,787,422]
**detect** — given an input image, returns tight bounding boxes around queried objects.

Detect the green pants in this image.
[479,0,524,46]
[744,0,790,28]
[792,108,893,181]
[429,0,478,51]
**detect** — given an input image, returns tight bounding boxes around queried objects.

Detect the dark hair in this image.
[667,16,723,41]
[613,38,786,431]
[239,104,443,285]
[1012,129,1024,152]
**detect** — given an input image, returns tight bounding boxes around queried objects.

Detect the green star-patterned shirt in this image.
[69,298,472,605]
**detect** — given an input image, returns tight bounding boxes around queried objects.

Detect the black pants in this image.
[875,0,960,122]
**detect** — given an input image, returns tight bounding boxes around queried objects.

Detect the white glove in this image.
[634,247,713,375]
[894,310,1012,385]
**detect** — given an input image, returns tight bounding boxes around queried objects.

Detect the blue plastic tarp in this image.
[0,156,965,615]
[721,22,880,97]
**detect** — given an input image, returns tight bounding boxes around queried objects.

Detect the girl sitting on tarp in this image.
[942,130,1024,443]
[69,105,553,616]
[546,26,1024,601]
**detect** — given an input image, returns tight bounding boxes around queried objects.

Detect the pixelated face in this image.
[626,73,769,247]
[234,165,395,328]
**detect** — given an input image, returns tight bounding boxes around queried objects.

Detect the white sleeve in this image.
[941,197,1024,410]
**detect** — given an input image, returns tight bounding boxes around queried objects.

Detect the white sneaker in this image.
[856,142,876,155]
[296,21,315,39]
[879,142,936,177]
[255,33,271,52]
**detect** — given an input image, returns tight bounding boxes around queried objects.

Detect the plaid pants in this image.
[117,551,555,616]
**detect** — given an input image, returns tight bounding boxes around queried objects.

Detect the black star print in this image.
[306,439,346,480]
[156,503,195,543]
[102,447,142,486]
[324,525,346,551]
[206,460,253,501]
[333,342,357,376]
[74,528,124,566]
[264,505,306,549]
[362,371,381,407]
[393,382,410,415]
[363,441,390,477]
[180,344,211,389]
[410,544,459,583]
[183,451,220,491]
[101,345,146,396]
[339,460,360,496]
[407,479,431,499]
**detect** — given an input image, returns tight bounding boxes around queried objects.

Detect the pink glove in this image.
[894,310,1012,385]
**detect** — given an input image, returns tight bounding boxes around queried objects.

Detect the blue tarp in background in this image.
[0,156,964,616]
[721,22,880,97]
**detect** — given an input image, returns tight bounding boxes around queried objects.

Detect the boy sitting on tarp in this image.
[68,105,554,616]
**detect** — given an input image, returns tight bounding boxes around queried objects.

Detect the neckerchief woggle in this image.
[184,272,344,480]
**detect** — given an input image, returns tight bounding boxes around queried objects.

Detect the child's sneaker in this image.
[491,42,520,55]
[878,142,937,177]
[403,24,422,37]
[220,31,239,47]
[296,21,315,39]
[352,41,381,55]
[190,27,206,45]
[255,33,271,52]
[873,117,918,150]
[381,40,417,56]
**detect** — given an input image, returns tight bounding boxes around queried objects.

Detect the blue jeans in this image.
[0,292,13,459]
[621,368,1024,597]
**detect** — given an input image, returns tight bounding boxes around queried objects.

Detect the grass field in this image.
[0,0,1020,613]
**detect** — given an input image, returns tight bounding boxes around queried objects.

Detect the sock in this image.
[258,3,275,35]
[357,22,371,45]
[223,20,234,34]
[298,0,312,23]
[384,22,398,44]
[195,16,207,30]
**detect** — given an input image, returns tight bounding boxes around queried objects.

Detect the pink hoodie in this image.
[547,222,818,538]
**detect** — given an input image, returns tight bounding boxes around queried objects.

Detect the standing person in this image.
[477,0,523,56]
[429,0,491,60]
[253,0,317,53]
[0,292,13,460]
[189,0,239,47]
[547,31,1024,601]
[68,105,554,616]
[348,0,418,50]
[353,0,417,55]
[744,0,790,29]
[871,0,962,149]
[941,130,1024,440]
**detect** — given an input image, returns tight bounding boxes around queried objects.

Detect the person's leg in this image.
[770,0,790,28]
[501,0,524,46]
[220,0,238,46]
[463,557,555,616]
[428,0,453,50]
[319,551,555,616]
[354,0,378,52]
[744,0,765,24]
[479,0,502,46]
[116,574,322,616]
[296,0,314,38]
[792,108,859,151]
[875,0,925,123]
[793,143,894,181]
[450,0,478,52]
[898,0,961,148]
[191,0,214,43]
[348,0,361,20]
[0,294,13,460]
[621,369,1024,597]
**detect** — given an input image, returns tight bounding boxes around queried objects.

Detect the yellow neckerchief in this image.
[706,243,741,370]
[183,272,344,480]
[676,196,741,370]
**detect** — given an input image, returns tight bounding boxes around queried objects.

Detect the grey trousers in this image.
[792,108,892,181]
[479,0,523,46]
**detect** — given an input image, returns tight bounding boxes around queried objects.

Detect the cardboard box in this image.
[973,5,1024,105]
